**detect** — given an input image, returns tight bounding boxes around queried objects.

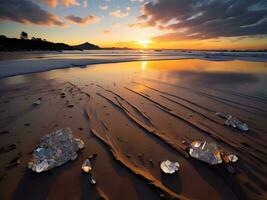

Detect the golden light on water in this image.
[141,61,147,70]
[138,39,152,48]
[141,61,147,77]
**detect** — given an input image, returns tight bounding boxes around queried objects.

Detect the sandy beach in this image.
[1,0,267,199]
[0,58,266,200]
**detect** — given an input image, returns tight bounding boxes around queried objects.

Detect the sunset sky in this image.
[1,0,267,50]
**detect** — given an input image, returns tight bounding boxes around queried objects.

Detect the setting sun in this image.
[138,39,152,48]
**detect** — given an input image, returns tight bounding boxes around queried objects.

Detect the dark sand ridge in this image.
[84,87,234,200]
[88,81,266,198]
[0,59,266,200]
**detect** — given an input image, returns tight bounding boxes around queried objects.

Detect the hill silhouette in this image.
[72,42,100,50]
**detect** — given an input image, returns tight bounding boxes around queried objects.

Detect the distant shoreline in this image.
[1,48,267,53]
[1,35,266,52]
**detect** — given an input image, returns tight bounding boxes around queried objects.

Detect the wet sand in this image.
[0,59,266,200]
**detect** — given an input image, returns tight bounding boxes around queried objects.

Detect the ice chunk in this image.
[89,174,97,185]
[223,154,238,163]
[228,154,238,162]
[225,116,249,131]
[216,112,228,118]
[29,128,84,173]
[82,159,92,173]
[82,158,96,184]
[160,160,180,174]
[34,159,55,173]
[216,112,249,131]
[189,141,222,165]
[33,99,41,106]
[75,138,85,149]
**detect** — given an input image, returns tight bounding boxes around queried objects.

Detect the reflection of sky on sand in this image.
[141,61,147,77]
[1,59,266,96]
[165,71,259,86]
[1,75,27,85]
[0,74,45,85]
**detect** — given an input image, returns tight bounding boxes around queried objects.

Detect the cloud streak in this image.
[65,15,100,25]
[134,0,267,41]
[0,0,65,26]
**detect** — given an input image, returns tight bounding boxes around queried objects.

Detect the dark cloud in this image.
[136,0,267,40]
[0,0,65,26]
[65,15,100,25]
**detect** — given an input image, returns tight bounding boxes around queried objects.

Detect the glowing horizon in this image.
[1,0,267,50]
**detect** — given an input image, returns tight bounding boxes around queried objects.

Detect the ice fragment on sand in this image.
[89,174,97,185]
[189,141,222,165]
[82,159,92,173]
[28,128,84,173]
[82,158,96,184]
[75,138,85,149]
[33,99,41,106]
[160,160,180,174]
[228,154,238,162]
[223,154,238,163]
[216,112,249,131]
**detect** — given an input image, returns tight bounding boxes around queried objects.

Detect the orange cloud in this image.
[109,7,131,18]
[128,22,148,28]
[103,30,111,34]
[39,0,80,8]
[111,23,120,28]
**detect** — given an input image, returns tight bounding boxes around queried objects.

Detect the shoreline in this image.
[1,51,267,78]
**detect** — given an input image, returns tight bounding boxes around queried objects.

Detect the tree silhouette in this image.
[20,31,28,40]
